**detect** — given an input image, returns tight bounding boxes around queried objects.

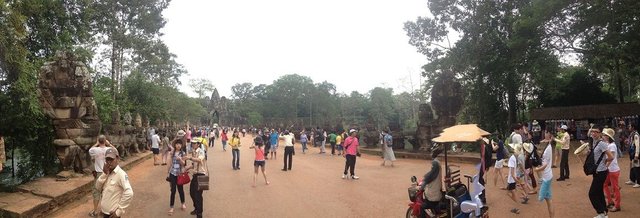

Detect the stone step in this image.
[0,151,152,218]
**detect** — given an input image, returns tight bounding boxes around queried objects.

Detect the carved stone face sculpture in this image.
[142,116,150,128]
[123,112,132,126]
[112,110,121,124]
[134,113,142,128]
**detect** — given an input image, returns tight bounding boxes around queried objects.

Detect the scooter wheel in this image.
[406,207,415,218]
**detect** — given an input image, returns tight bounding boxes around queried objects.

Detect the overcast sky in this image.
[161,0,430,98]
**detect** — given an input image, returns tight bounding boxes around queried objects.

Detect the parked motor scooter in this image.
[406,176,461,218]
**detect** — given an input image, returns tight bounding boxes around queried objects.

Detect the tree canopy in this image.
[405,0,639,132]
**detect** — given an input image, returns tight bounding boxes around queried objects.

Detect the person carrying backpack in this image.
[586,125,614,218]
[380,130,396,167]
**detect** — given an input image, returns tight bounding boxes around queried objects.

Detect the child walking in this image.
[250,135,270,187]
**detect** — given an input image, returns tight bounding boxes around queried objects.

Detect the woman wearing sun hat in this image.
[602,128,621,212]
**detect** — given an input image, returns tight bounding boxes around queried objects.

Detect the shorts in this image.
[507,182,516,191]
[92,172,103,200]
[538,179,552,201]
[337,144,343,150]
[494,159,504,168]
[254,160,265,167]
[271,145,278,152]
[152,148,160,154]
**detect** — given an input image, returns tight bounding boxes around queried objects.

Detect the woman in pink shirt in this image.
[342,129,360,180]
[221,130,229,151]
[250,135,270,187]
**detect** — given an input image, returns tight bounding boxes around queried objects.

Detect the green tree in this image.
[406,0,563,131]
[91,0,171,100]
[368,87,395,129]
[543,0,640,103]
[189,78,215,99]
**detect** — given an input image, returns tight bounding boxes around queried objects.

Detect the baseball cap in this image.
[349,129,357,134]
[105,147,119,159]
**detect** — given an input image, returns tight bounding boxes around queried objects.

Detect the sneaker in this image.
[625,181,635,185]
[593,213,607,218]
[633,184,640,188]
[342,174,347,179]
[351,175,360,180]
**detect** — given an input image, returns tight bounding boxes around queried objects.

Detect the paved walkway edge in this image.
[0,151,152,218]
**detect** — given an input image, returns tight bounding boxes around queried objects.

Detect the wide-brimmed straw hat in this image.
[523,143,534,153]
[508,142,523,154]
[602,128,615,140]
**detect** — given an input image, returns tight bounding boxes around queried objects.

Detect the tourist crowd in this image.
[485,122,639,218]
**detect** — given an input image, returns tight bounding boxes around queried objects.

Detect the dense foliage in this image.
[405,0,640,133]
[226,74,421,131]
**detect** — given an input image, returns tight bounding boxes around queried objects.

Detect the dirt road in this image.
[52,135,640,217]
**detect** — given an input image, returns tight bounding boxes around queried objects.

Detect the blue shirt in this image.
[270,132,279,145]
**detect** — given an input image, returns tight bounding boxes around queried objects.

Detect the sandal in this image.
[510,208,520,214]
[88,211,97,217]
[168,208,174,216]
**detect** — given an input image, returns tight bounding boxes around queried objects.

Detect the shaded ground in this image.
[52,135,640,217]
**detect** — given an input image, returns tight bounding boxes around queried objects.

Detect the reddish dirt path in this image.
[52,135,640,217]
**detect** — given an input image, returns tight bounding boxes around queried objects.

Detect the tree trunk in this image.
[507,88,517,126]
[110,42,117,101]
[615,59,624,103]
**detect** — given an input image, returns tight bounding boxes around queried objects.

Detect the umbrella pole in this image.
[444,144,448,169]
[444,143,449,188]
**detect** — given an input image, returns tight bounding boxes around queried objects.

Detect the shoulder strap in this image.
[593,140,606,165]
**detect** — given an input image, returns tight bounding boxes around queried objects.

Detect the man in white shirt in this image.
[280,131,295,171]
[555,125,571,181]
[151,132,161,165]
[96,147,133,218]
[88,135,113,217]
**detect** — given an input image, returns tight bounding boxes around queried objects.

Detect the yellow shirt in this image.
[96,166,133,217]
[229,137,241,149]
[336,135,343,145]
